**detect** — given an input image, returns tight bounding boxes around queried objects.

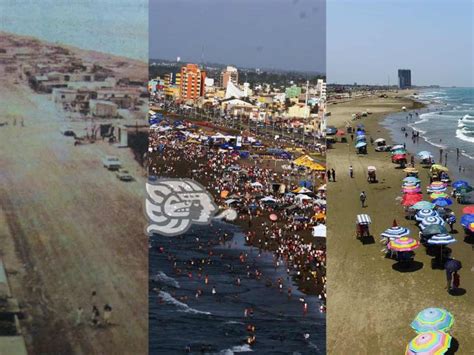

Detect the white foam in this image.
[153,271,180,288]
[219,344,253,354]
[456,128,474,144]
[158,291,211,315]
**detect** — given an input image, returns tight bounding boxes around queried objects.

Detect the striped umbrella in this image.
[388,237,419,252]
[427,234,456,245]
[405,331,452,354]
[432,197,453,207]
[403,186,422,194]
[430,192,448,200]
[420,216,446,230]
[412,201,435,210]
[415,209,439,222]
[411,308,454,333]
[403,177,421,184]
[427,183,447,193]
[381,226,410,239]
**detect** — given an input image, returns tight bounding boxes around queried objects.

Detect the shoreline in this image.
[326,92,473,353]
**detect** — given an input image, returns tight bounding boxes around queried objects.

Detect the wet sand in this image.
[326,93,474,354]
[0,60,147,353]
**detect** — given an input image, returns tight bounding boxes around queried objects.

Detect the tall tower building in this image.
[398,69,412,89]
[180,64,206,100]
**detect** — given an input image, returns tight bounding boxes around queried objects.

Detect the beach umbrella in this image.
[405,331,452,355]
[402,194,423,206]
[455,185,473,194]
[404,167,419,174]
[269,213,278,222]
[355,135,366,142]
[392,149,407,156]
[381,226,410,239]
[427,182,447,193]
[411,308,454,333]
[388,237,419,252]
[391,144,405,151]
[431,164,449,172]
[462,205,474,214]
[404,177,421,184]
[417,150,433,158]
[430,192,448,200]
[432,197,453,207]
[356,130,365,136]
[393,154,407,161]
[415,209,439,222]
[460,214,474,228]
[420,216,446,230]
[412,201,435,210]
[422,224,448,237]
[427,234,456,245]
[452,180,470,189]
[355,141,367,148]
[403,186,421,194]
[374,138,385,144]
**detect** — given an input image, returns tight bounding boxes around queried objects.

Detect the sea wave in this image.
[152,271,180,288]
[218,344,253,354]
[456,128,474,144]
[158,291,211,315]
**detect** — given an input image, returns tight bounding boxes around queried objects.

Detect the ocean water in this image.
[150,223,326,354]
[0,0,147,61]
[409,88,474,160]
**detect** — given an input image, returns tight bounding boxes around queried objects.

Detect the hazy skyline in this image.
[149,0,326,73]
[328,0,473,87]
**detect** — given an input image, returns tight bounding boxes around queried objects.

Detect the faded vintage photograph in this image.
[0,1,148,353]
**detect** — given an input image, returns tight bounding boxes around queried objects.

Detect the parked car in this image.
[102,156,122,170]
[116,169,134,181]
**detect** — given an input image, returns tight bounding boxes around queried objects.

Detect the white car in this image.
[102,156,122,170]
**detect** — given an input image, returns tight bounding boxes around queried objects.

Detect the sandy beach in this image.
[0,35,148,353]
[326,92,474,354]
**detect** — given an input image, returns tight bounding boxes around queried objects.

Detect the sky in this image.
[327,0,473,87]
[149,0,326,73]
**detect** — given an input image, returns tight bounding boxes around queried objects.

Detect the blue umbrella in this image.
[445,259,462,273]
[411,308,454,333]
[415,209,439,222]
[403,177,420,183]
[432,197,453,207]
[355,142,367,148]
[452,180,470,189]
[356,130,365,136]
[422,224,448,237]
[427,234,456,245]
[460,214,474,227]
[380,226,410,238]
[356,135,366,141]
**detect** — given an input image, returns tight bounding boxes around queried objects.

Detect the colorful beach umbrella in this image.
[430,192,448,200]
[404,167,419,174]
[460,214,474,228]
[381,226,410,239]
[462,205,474,214]
[412,201,435,210]
[420,216,446,230]
[403,186,422,194]
[422,224,448,237]
[427,182,447,193]
[355,141,367,148]
[455,185,473,194]
[404,177,421,184]
[405,331,452,355]
[391,144,405,151]
[432,197,453,207]
[415,209,439,222]
[388,237,419,252]
[411,308,454,333]
[355,135,366,141]
[402,194,423,206]
[452,180,470,189]
[427,234,456,246]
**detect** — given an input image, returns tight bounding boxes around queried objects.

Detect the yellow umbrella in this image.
[431,164,449,172]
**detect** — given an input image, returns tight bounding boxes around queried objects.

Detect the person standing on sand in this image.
[331,169,336,182]
[327,169,331,182]
[103,304,112,326]
[349,165,353,178]
[75,306,83,326]
[359,191,367,208]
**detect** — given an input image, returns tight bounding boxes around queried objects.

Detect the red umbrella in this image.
[462,205,474,214]
[392,154,407,161]
[402,194,423,206]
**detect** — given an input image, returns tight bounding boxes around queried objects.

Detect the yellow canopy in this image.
[430,164,449,173]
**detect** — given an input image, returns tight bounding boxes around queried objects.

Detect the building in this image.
[285,85,302,99]
[398,69,412,89]
[220,66,238,88]
[180,64,206,101]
